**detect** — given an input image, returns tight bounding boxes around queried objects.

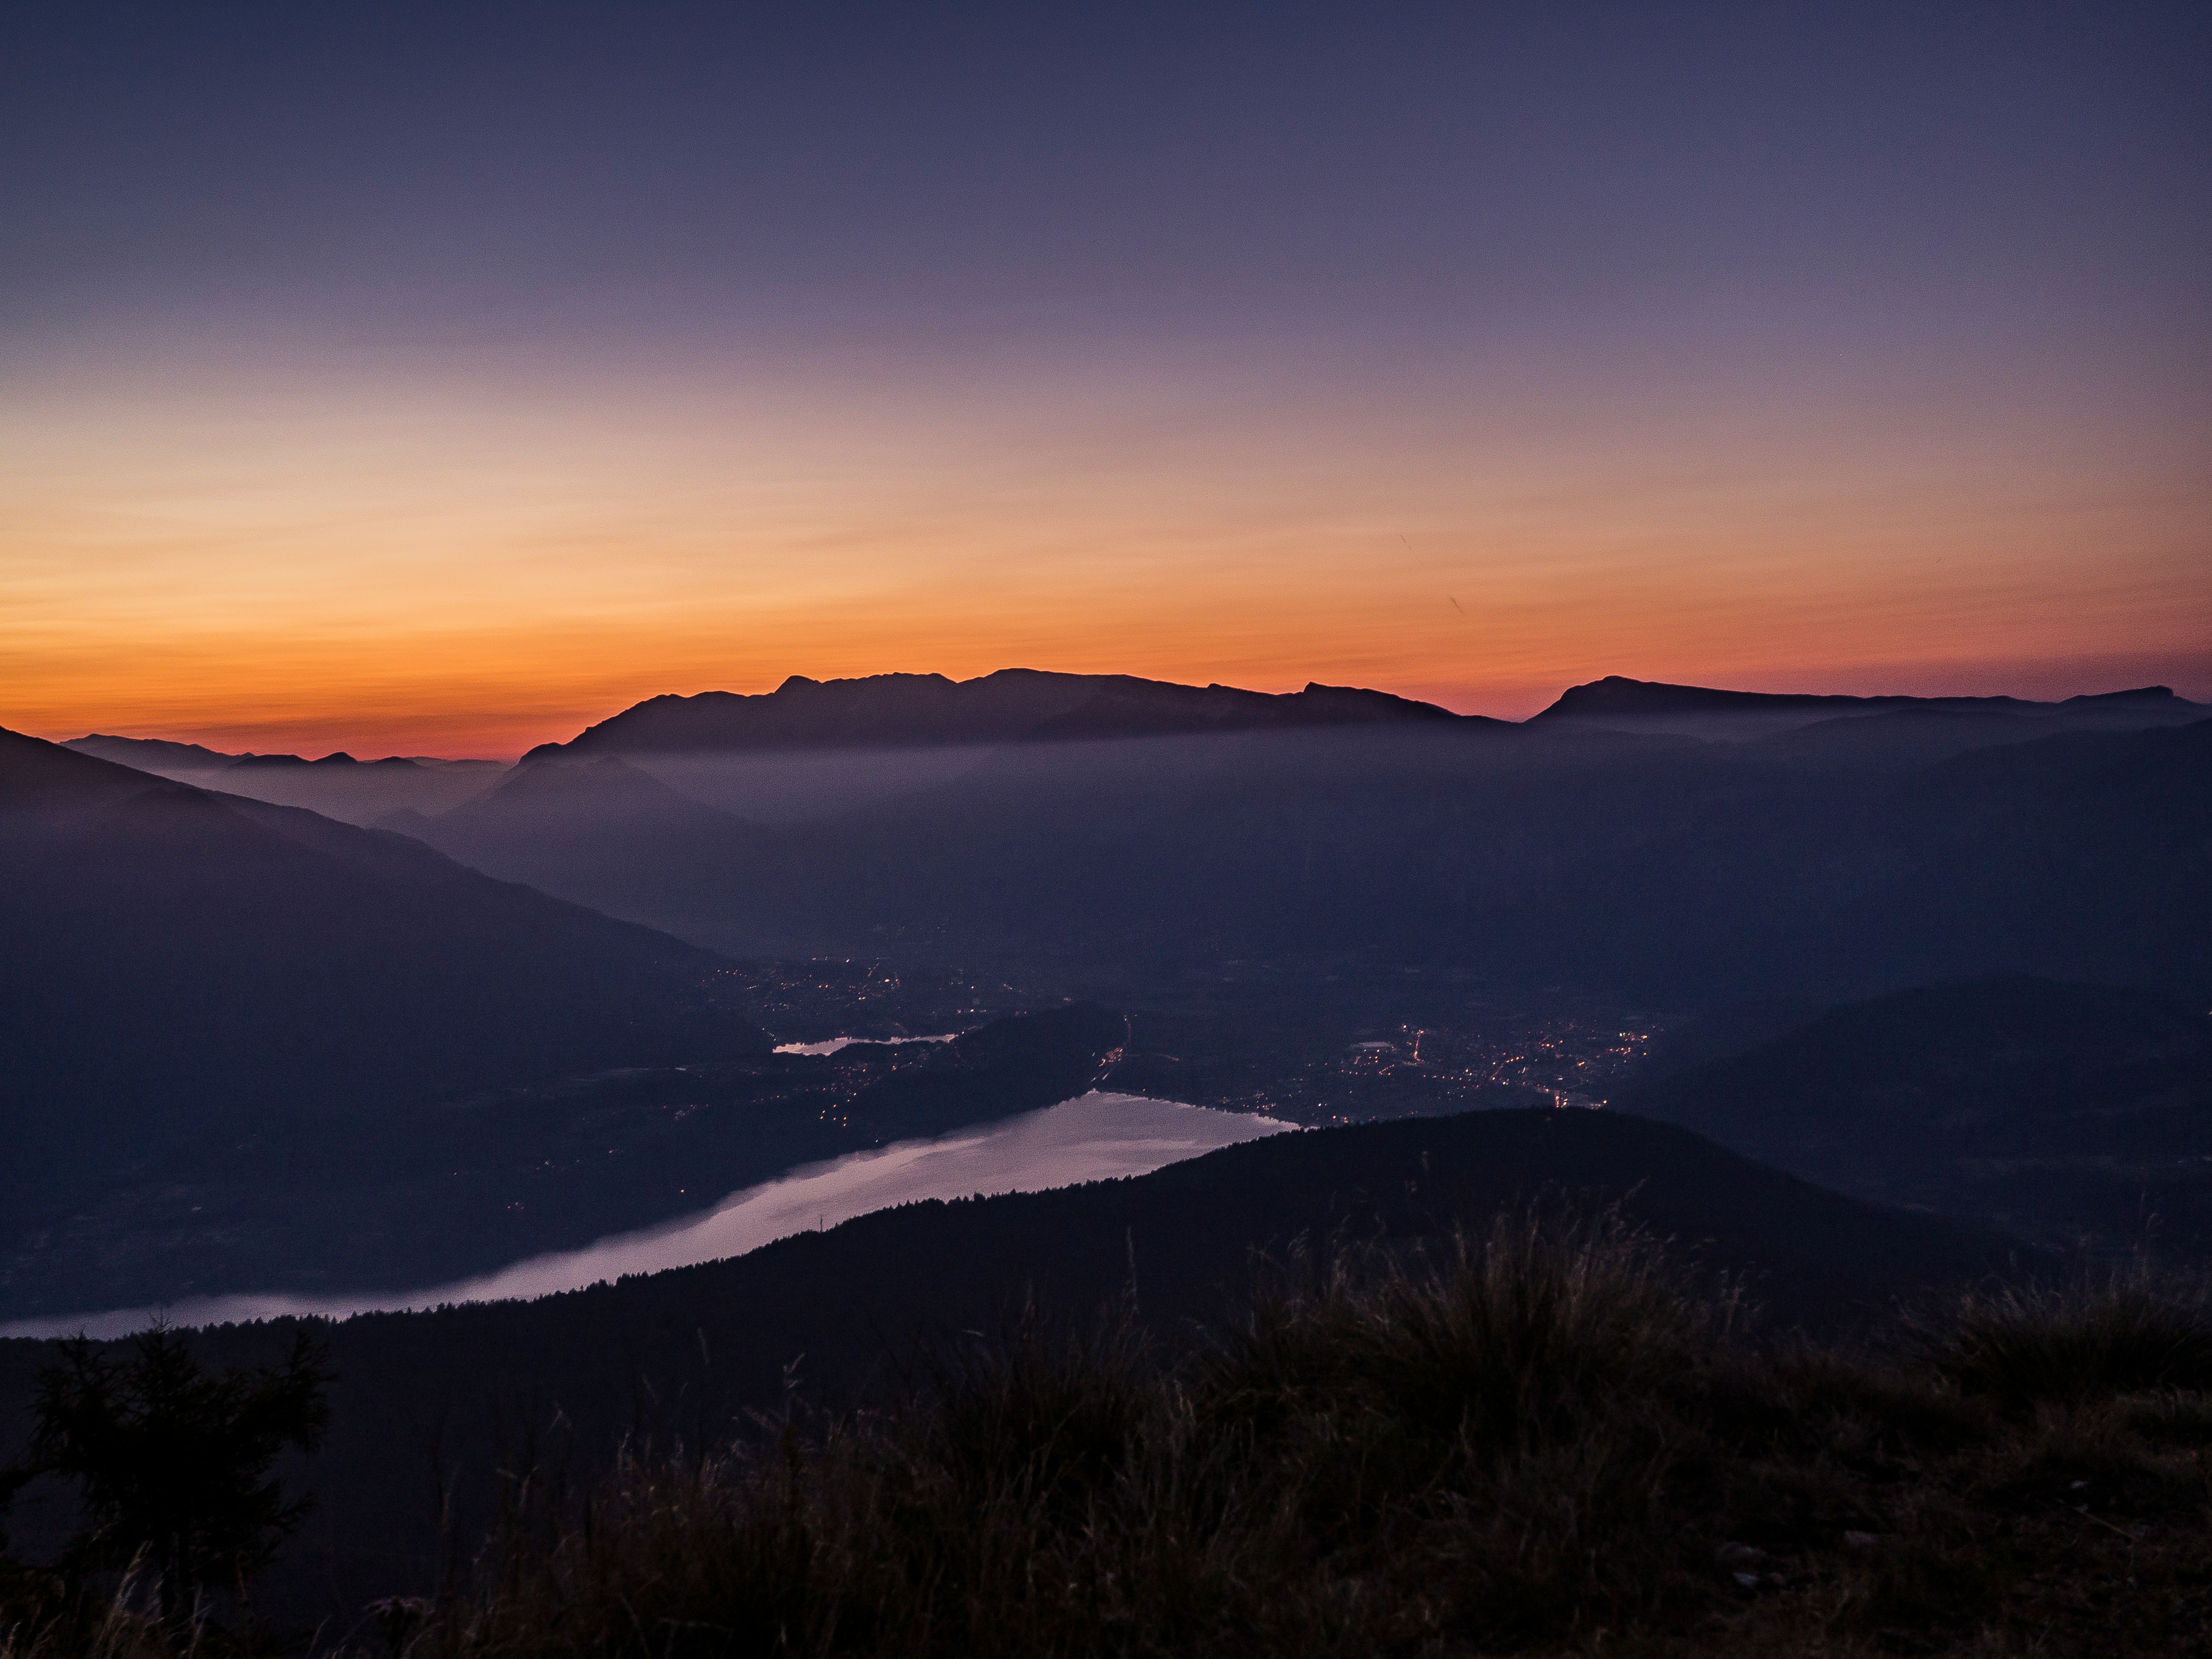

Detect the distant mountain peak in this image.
[1532,675,2206,739]
[2062,685,2175,705]
[526,669,1482,760]
[447,749,738,830]
[1537,676,1910,719]
[65,733,236,772]
[65,736,450,777]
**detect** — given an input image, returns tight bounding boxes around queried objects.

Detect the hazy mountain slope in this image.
[397,754,760,916]
[0,728,765,1259]
[398,717,2212,1001]
[0,1108,2023,1615]
[1867,721,2212,992]
[62,733,508,824]
[1755,706,2056,766]
[1434,719,2212,1000]
[528,668,1478,759]
[406,721,1591,961]
[1624,974,2212,1251]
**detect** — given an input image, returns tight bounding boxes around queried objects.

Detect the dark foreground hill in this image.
[1625,974,2212,1254]
[0,1107,2022,1620]
[0,728,767,1315]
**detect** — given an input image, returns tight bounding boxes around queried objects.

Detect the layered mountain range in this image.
[65,670,2207,832]
[505,669,2208,760]
[60,734,508,820]
[365,677,2210,1000]
[0,728,767,1309]
[68,671,2209,779]
[65,734,501,772]
[12,670,2206,1316]
[6,669,2208,1627]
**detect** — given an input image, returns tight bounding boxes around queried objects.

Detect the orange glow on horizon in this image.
[6,346,2206,760]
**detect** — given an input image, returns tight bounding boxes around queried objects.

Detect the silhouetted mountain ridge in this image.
[1533,674,2206,741]
[1538,673,2194,721]
[64,734,503,773]
[525,668,1481,758]
[60,735,513,826]
[63,733,237,771]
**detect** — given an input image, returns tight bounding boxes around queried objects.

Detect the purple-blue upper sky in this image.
[13,3,2205,353]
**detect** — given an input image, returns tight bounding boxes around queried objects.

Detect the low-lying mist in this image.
[386,717,2212,1003]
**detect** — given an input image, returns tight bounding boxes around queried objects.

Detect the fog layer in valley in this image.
[391,705,2212,1001]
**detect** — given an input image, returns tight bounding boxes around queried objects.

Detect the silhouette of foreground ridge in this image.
[12,1214,2208,1657]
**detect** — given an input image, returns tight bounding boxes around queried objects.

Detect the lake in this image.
[771,1032,960,1056]
[0,1091,1293,1341]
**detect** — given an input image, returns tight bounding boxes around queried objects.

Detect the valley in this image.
[11,18,2205,1646]
[5,672,2208,1655]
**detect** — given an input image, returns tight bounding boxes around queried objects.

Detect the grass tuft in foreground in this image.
[12,1218,2212,1657]
[362,1220,2212,1658]
[1905,1265,2212,1407]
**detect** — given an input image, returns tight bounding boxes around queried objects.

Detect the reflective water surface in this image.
[771,1032,960,1056]
[1,1092,1293,1340]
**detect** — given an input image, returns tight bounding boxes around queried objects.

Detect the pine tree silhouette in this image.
[23,1327,332,1620]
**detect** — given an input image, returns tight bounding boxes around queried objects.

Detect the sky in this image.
[4,2,2207,759]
